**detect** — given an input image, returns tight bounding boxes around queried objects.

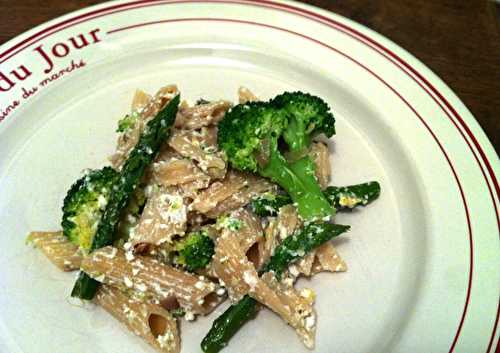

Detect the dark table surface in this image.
[1,0,499,152]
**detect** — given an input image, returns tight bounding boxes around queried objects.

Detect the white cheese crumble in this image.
[194,281,206,290]
[125,251,135,262]
[97,195,108,209]
[243,270,258,290]
[184,311,195,321]
[304,313,316,331]
[157,331,174,349]
[124,277,133,288]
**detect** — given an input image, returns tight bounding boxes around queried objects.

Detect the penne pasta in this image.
[111,85,179,169]
[27,231,81,271]
[81,246,222,315]
[311,242,347,274]
[131,187,187,247]
[238,86,259,104]
[212,229,316,348]
[189,171,247,214]
[230,209,263,254]
[257,273,317,349]
[290,252,316,277]
[259,205,301,266]
[175,100,231,130]
[205,175,276,218]
[151,158,210,187]
[131,89,151,111]
[212,229,260,303]
[178,179,212,200]
[309,141,331,189]
[168,128,226,179]
[96,285,181,353]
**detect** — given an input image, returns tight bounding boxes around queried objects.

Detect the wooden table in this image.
[1,0,499,152]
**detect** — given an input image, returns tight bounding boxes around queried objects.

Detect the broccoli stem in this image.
[282,116,309,158]
[251,181,381,217]
[259,147,333,220]
[71,95,180,300]
[288,156,334,219]
[201,223,350,353]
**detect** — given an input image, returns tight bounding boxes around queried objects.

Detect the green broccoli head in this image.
[272,91,335,157]
[217,101,286,173]
[175,230,215,272]
[218,92,335,220]
[61,167,119,251]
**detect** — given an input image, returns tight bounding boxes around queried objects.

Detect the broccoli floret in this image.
[175,231,215,272]
[116,111,140,133]
[61,167,119,251]
[272,92,335,159]
[218,92,335,220]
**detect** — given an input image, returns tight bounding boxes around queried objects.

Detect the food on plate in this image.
[27,85,380,353]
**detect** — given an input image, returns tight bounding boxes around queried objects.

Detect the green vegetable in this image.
[201,223,350,353]
[324,181,381,209]
[201,295,259,353]
[218,92,336,220]
[175,230,215,272]
[116,185,147,241]
[250,192,292,217]
[251,181,381,216]
[260,223,350,279]
[170,308,186,318]
[116,111,140,133]
[272,91,335,160]
[61,167,119,251]
[71,94,181,300]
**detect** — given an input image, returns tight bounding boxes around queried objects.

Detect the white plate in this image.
[0,1,498,352]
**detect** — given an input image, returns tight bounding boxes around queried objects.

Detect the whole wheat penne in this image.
[131,89,151,111]
[175,100,231,129]
[151,159,210,187]
[309,141,331,189]
[111,85,179,168]
[205,176,275,218]
[96,285,181,353]
[238,86,259,104]
[311,242,347,274]
[168,129,226,178]
[27,231,81,271]
[190,171,247,214]
[81,246,221,315]
[131,187,187,247]
[212,230,316,348]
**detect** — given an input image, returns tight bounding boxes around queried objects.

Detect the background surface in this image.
[0,0,498,152]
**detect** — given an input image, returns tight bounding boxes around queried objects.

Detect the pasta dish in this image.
[27,85,380,353]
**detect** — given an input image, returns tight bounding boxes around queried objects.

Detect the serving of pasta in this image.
[27,85,380,353]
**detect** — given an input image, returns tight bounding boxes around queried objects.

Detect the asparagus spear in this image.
[251,181,380,217]
[324,181,381,210]
[71,94,180,300]
[201,223,350,353]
